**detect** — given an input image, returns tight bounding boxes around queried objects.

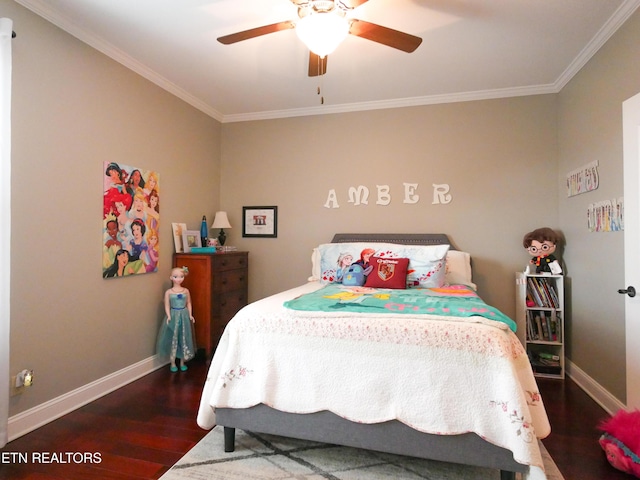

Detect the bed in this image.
[196,234,551,480]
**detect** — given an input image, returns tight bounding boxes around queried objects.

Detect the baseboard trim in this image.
[8,355,166,442]
[566,358,626,415]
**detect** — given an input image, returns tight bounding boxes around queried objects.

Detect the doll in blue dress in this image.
[156,266,196,372]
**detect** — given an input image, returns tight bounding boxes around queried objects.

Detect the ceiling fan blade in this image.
[308,52,328,77]
[349,19,422,53]
[340,0,370,7]
[217,21,295,45]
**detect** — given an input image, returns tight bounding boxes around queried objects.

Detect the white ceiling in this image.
[14,0,640,122]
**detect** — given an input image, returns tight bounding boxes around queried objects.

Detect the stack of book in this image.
[529,351,561,375]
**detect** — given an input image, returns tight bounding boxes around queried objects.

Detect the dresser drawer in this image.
[212,253,248,272]
[213,268,248,292]
[214,290,248,319]
[210,290,248,347]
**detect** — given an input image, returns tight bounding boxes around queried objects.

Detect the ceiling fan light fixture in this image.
[296,12,349,58]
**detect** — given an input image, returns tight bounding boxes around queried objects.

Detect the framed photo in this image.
[181,230,202,253]
[172,222,188,253]
[243,206,278,238]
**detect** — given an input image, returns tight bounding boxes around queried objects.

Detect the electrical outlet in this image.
[10,375,24,396]
[10,370,34,396]
[23,370,33,387]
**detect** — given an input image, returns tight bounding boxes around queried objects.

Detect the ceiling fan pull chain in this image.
[317,53,324,104]
[320,55,326,104]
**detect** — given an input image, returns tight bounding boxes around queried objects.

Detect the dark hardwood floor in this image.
[0,356,628,479]
[0,358,210,480]
[536,377,630,480]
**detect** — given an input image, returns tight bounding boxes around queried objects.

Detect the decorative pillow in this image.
[445,250,476,290]
[364,256,409,289]
[342,264,366,286]
[311,242,449,288]
[403,245,449,288]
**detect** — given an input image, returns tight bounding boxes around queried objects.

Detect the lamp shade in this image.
[295,12,349,58]
[211,211,232,229]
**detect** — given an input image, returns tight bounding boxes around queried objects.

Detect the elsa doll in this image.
[156,267,196,372]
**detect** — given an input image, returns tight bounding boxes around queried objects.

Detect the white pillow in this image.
[445,250,476,290]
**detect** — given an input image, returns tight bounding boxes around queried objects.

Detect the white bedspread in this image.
[197,281,551,479]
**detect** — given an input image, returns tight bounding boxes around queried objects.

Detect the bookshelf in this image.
[515,272,565,379]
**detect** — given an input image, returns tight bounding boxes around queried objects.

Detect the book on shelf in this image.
[541,280,554,307]
[526,310,536,340]
[525,309,561,342]
[544,311,557,341]
[527,278,545,306]
[551,311,561,342]
[526,276,560,309]
[540,311,550,340]
[526,290,536,306]
[535,315,543,340]
[538,352,560,361]
[526,310,542,341]
[547,282,560,308]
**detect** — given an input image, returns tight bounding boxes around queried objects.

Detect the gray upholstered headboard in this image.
[331,233,453,248]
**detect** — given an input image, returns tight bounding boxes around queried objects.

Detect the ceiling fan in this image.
[217,0,422,77]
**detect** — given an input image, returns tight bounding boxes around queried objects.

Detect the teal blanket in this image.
[284,284,517,332]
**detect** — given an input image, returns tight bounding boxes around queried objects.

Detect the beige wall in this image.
[220,96,559,317]
[557,9,640,401]
[7,1,221,416]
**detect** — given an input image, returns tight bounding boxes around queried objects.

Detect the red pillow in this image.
[364,257,409,289]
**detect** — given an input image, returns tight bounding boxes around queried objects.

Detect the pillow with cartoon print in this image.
[311,242,449,288]
[313,242,390,284]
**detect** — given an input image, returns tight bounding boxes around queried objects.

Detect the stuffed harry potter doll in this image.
[523,227,563,274]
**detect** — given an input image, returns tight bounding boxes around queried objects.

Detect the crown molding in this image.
[554,0,640,91]
[220,83,559,123]
[16,0,640,124]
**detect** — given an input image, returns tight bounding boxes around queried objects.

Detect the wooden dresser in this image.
[173,251,248,357]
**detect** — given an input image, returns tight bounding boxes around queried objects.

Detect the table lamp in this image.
[211,211,232,246]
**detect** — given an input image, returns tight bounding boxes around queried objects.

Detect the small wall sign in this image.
[587,197,624,232]
[567,161,599,197]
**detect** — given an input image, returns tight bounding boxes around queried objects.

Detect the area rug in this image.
[160,428,564,480]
